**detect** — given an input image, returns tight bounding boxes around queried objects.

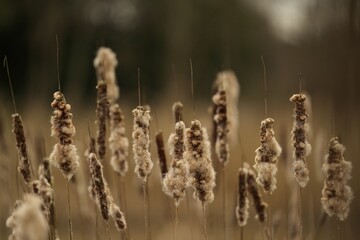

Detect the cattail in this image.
[235,163,249,227]
[321,137,353,221]
[172,102,183,123]
[96,80,110,160]
[254,118,281,195]
[212,70,240,144]
[93,47,119,103]
[109,104,129,176]
[49,91,79,180]
[88,152,109,220]
[163,121,188,206]
[110,203,127,230]
[184,120,216,204]
[290,94,311,187]
[31,171,53,220]
[247,168,267,223]
[212,88,230,166]
[156,130,168,179]
[6,194,49,240]
[38,158,56,236]
[12,113,33,185]
[39,158,53,187]
[132,106,153,182]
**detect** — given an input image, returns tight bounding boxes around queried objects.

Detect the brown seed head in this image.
[12,113,33,184]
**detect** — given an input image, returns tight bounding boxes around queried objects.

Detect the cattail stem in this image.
[337,217,341,240]
[202,202,208,240]
[106,222,111,240]
[222,166,227,240]
[186,193,194,240]
[268,196,272,240]
[143,181,149,240]
[120,176,130,239]
[95,203,100,240]
[66,181,73,240]
[174,204,178,240]
[298,186,303,240]
[122,229,128,240]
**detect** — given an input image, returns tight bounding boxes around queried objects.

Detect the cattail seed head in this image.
[156,131,168,179]
[247,168,267,223]
[132,106,153,182]
[6,194,49,240]
[163,121,188,206]
[31,167,53,221]
[88,152,109,221]
[290,94,311,187]
[172,102,183,124]
[212,70,240,144]
[321,137,353,221]
[184,120,216,204]
[49,91,79,180]
[236,163,249,227]
[94,47,119,103]
[254,118,281,195]
[110,203,127,230]
[212,89,230,166]
[96,80,110,160]
[109,104,129,176]
[12,113,33,185]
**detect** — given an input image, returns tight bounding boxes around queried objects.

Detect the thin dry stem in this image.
[66,181,73,240]
[143,181,150,240]
[202,202,208,240]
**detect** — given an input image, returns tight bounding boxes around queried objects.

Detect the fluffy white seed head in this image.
[132,106,153,182]
[184,120,216,204]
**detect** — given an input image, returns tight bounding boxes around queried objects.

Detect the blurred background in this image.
[0,0,359,239]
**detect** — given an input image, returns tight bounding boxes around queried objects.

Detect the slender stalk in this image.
[337,218,341,240]
[122,229,129,240]
[174,204,179,240]
[298,186,303,240]
[143,181,149,240]
[202,202,208,240]
[268,196,272,240]
[186,192,194,240]
[66,181,73,240]
[106,222,111,240]
[240,227,244,240]
[261,56,267,118]
[221,166,227,240]
[95,203,100,240]
[120,176,130,240]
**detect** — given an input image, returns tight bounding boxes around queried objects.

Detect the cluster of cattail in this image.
[236,163,268,226]
[49,91,79,180]
[132,106,153,182]
[290,94,311,187]
[6,194,49,240]
[184,120,215,204]
[321,137,353,221]
[254,118,282,195]
[163,102,188,206]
